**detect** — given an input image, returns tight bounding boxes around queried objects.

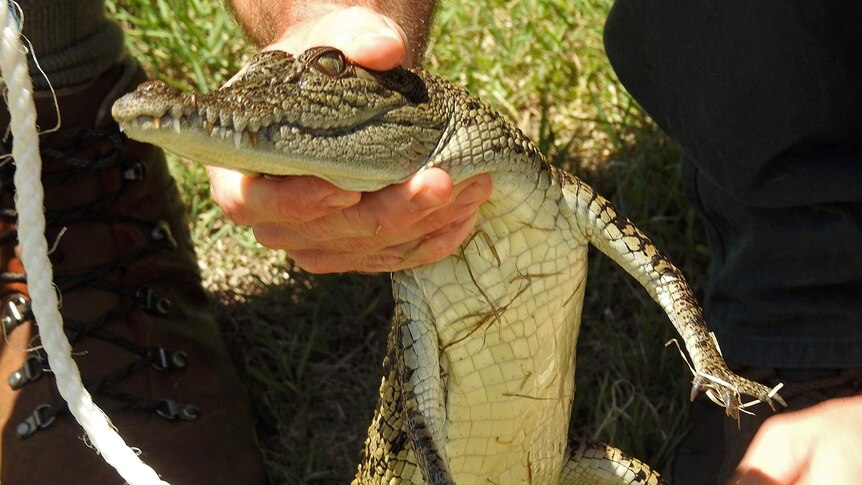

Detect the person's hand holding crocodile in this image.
[207,5,492,273]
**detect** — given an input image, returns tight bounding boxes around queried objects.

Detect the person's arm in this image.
[730,395,862,485]
[209,4,493,273]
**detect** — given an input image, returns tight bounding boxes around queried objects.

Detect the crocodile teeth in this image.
[204,121,214,135]
[219,110,232,129]
[152,116,161,129]
[172,117,181,133]
[248,131,258,147]
[234,132,242,148]
[205,106,218,124]
[233,113,248,132]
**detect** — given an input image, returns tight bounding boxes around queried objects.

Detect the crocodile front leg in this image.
[560,170,785,414]
[394,273,455,484]
[354,275,452,484]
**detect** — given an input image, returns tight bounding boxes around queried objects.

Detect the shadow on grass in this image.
[214,270,393,484]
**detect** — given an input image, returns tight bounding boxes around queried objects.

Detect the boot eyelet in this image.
[17,403,56,439]
[150,221,177,250]
[156,399,200,421]
[154,296,172,315]
[1,294,31,334]
[123,161,147,181]
[8,354,45,390]
[136,286,172,316]
[150,347,189,371]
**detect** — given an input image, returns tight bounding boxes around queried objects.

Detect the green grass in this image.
[107,0,707,482]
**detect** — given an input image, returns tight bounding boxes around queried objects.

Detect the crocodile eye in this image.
[313,50,349,77]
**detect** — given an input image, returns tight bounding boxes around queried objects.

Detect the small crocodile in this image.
[112,47,784,484]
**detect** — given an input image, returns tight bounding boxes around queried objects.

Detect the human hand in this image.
[729,395,862,485]
[207,7,493,273]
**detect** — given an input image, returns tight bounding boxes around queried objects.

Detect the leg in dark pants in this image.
[604,1,862,482]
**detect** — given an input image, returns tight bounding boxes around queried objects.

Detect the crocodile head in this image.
[112,47,452,191]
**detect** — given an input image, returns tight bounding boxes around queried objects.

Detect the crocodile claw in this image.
[689,368,787,421]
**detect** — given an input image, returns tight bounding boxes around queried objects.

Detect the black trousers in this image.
[604,1,862,367]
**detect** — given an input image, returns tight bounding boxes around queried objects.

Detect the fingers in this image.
[252,171,486,245]
[729,415,807,485]
[288,212,480,274]
[730,396,862,485]
[206,167,360,225]
[253,172,493,273]
[209,166,493,273]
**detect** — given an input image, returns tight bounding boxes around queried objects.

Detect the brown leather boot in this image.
[665,365,862,484]
[0,58,268,484]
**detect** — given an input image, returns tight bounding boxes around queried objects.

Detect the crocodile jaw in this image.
[116,108,422,191]
[112,48,452,192]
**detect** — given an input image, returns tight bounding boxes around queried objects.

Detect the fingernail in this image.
[456,182,489,206]
[410,187,447,211]
[322,192,357,210]
[349,33,407,70]
[358,30,401,43]
[351,32,401,53]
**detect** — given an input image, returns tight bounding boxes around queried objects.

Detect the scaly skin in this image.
[112,47,785,484]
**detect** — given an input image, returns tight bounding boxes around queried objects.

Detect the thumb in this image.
[265,6,411,70]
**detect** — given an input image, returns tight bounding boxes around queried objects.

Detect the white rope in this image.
[0,2,167,483]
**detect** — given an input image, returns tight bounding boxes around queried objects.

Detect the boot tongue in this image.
[0,58,146,213]
[40,62,129,130]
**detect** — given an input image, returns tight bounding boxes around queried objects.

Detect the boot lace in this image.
[0,126,198,439]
